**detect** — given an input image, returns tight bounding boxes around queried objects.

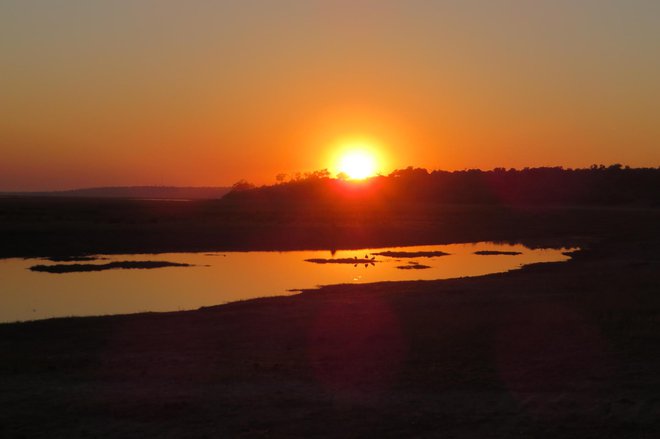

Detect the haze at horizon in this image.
[2,0,659,191]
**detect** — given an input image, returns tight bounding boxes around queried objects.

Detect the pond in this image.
[0,242,576,323]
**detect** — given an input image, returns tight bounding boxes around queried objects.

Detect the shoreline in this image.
[0,255,577,326]
[2,241,578,324]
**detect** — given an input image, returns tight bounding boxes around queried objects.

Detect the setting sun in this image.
[333,138,383,179]
[337,150,378,179]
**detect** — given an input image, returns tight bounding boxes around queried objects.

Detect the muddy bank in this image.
[396,261,432,269]
[305,257,377,265]
[29,260,192,273]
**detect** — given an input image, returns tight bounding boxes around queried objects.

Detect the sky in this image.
[1,0,659,190]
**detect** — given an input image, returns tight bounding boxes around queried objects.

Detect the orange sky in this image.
[1,1,659,190]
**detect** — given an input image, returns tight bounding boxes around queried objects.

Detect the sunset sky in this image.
[1,0,659,190]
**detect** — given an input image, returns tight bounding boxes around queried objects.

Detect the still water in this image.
[0,242,575,323]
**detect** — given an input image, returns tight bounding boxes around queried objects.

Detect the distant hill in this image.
[1,186,231,200]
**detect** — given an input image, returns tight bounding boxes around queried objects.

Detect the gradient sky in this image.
[1,0,659,190]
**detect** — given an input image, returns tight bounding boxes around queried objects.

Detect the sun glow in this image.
[338,150,376,179]
[336,144,380,180]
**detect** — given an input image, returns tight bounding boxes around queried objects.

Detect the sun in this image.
[337,149,378,180]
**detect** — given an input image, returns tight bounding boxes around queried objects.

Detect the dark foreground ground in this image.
[1,203,659,437]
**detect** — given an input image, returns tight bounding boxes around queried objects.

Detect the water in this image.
[0,242,575,323]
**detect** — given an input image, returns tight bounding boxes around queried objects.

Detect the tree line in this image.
[225,165,660,206]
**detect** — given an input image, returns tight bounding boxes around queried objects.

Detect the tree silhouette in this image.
[224,166,660,207]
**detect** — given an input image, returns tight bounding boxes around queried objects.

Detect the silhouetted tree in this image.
[222,166,660,207]
[230,180,255,192]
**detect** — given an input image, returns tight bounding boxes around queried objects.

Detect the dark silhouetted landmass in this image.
[474,250,522,256]
[305,257,377,264]
[45,255,101,262]
[397,261,432,269]
[374,250,451,258]
[0,166,658,259]
[29,261,192,273]
[224,165,660,206]
[0,186,231,200]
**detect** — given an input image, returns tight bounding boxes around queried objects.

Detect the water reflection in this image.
[0,242,576,323]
